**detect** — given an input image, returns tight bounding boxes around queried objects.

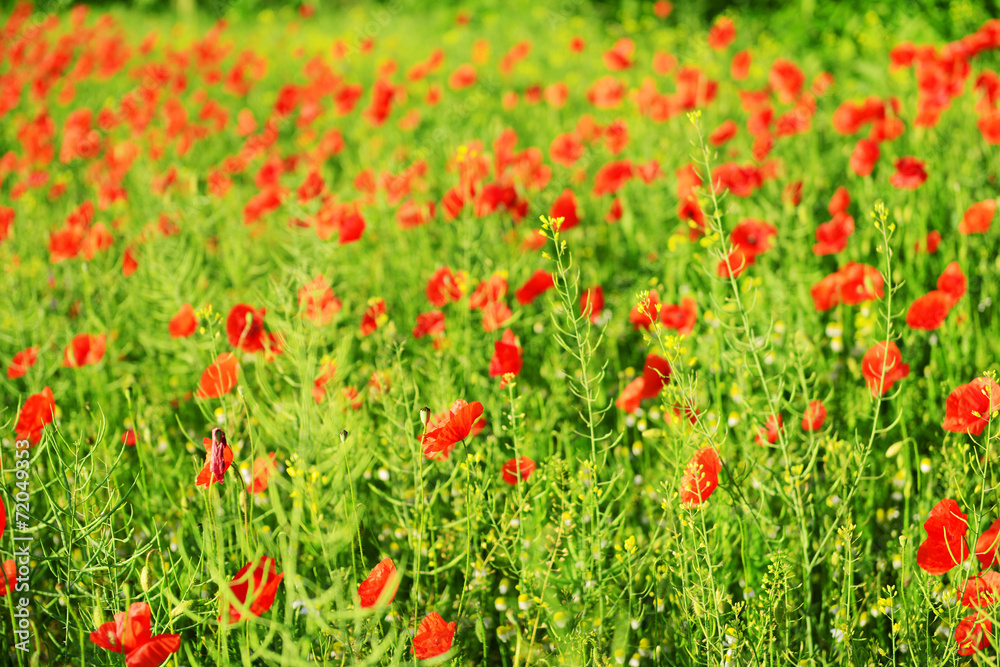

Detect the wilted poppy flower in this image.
[421,399,485,460]
[89,601,181,667]
[680,447,722,505]
[298,275,342,326]
[942,377,1000,436]
[889,157,927,190]
[247,453,277,494]
[14,386,55,445]
[938,262,967,305]
[490,330,523,387]
[227,304,281,355]
[358,557,399,608]
[802,400,827,432]
[906,291,953,330]
[196,428,233,488]
[220,556,284,624]
[413,612,456,659]
[960,199,996,234]
[7,346,39,379]
[168,304,198,338]
[956,613,992,657]
[861,341,909,396]
[916,498,969,575]
[361,299,387,336]
[580,286,604,322]
[0,560,15,596]
[502,457,536,485]
[196,353,239,399]
[707,16,736,50]
[64,333,106,368]
[515,270,554,305]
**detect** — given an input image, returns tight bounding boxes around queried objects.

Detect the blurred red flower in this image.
[196,353,239,399]
[680,447,722,505]
[889,157,927,189]
[168,304,198,338]
[15,386,55,445]
[502,456,536,485]
[64,333,106,368]
[358,557,399,608]
[220,556,284,624]
[412,612,456,659]
[490,329,523,387]
[861,341,909,396]
[7,346,38,379]
[802,400,827,432]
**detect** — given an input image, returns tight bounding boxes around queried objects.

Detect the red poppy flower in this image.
[89,601,181,667]
[915,230,941,254]
[629,291,660,330]
[709,119,738,146]
[220,556,284,624]
[849,138,880,177]
[616,377,645,414]
[653,52,677,76]
[707,16,736,50]
[956,613,992,657]
[470,275,508,310]
[755,413,783,445]
[426,267,466,306]
[298,275,342,326]
[0,560,15,596]
[580,286,604,323]
[731,50,751,80]
[550,189,580,230]
[603,38,634,71]
[641,354,671,399]
[550,133,584,169]
[14,386,55,445]
[906,291,952,330]
[660,296,697,335]
[916,498,969,575]
[942,377,1000,436]
[515,270,555,306]
[593,159,633,196]
[976,519,1000,569]
[7,346,39,379]
[783,181,803,206]
[481,301,513,332]
[861,341,909,396]
[64,333,107,368]
[502,456,536,485]
[122,429,137,446]
[490,329,523,387]
[361,299,387,336]
[938,262,967,305]
[412,612,456,659]
[960,199,996,234]
[168,304,198,338]
[358,557,399,608]
[769,59,805,104]
[802,400,827,432]
[312,362,337,403]
[958,570,1000,608]
[813,212,855,256]
[196,428,233,488]
[421,400,485,460]
[653,0,672,17]
[247,453,277,494]
[227,304,281,355]
[587,76,626,108]
[413,311,446,340]
[196,353,240,399]
[889,157,927,190]
[680,447,722,505]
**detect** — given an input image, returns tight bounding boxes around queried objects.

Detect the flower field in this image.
[2,0,1000,664]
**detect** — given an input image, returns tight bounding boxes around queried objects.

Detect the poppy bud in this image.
[420,406,431,426]
[340,430,349,443]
